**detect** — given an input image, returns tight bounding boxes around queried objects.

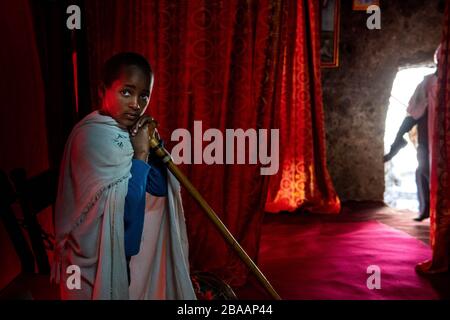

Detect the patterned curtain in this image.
[84,0,340,286]
[416,1,450,274]
[264,0,341,214]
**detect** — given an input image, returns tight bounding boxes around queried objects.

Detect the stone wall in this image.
[322,0,444,201]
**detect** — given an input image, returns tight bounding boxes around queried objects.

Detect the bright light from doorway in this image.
[384,67,435,212]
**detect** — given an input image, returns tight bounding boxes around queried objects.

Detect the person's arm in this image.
[395,116,417,138]
[384,116,418,162]
[124,159,150,257]
[124,115,157,257]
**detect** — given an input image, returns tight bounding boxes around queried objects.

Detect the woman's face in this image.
[101,65,153,128]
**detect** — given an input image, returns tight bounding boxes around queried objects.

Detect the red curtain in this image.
[417,2,450,274]
[0,0,49,289]
[84,0,339,286]
[264,1,340,214]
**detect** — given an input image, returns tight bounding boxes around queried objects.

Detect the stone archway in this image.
[321,0,443,202]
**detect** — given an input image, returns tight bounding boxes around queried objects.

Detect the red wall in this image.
[0,0,49,290]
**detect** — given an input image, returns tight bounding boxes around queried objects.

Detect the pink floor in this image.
[1,213,442,300]
[238,219,438,300]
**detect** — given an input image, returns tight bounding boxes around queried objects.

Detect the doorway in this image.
[384,67,435,211]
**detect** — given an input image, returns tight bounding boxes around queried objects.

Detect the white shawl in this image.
[51,111,196,300]
[129,177,196,299]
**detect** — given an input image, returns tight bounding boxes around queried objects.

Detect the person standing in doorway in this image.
[384,45,440,222]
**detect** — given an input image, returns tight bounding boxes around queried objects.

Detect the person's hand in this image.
[383,136,408,163]
[129,115,156,161]
[383,152,394,163]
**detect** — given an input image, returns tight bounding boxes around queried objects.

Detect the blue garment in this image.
[124,154,167,257]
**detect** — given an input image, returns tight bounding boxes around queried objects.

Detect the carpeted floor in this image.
[236,202,450,300]
[239,219,437,299]
[1,201,449,300]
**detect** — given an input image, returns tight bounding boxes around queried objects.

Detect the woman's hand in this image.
[129,115,158,161]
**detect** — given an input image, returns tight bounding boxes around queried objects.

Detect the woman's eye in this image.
[121,89,131,97]
[140,95,149,102]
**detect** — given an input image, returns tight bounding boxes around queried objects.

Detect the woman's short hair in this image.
[101,52,153,88]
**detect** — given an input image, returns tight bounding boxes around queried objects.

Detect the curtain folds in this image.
[264,0,340,214]
[417,2,450,274]
[85,0,339,286]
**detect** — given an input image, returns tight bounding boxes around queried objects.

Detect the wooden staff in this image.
[148,126,281,300]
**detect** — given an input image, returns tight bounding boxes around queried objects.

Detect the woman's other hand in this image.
[129,115,156,161]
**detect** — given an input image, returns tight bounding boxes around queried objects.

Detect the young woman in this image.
[52,52,196,300]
